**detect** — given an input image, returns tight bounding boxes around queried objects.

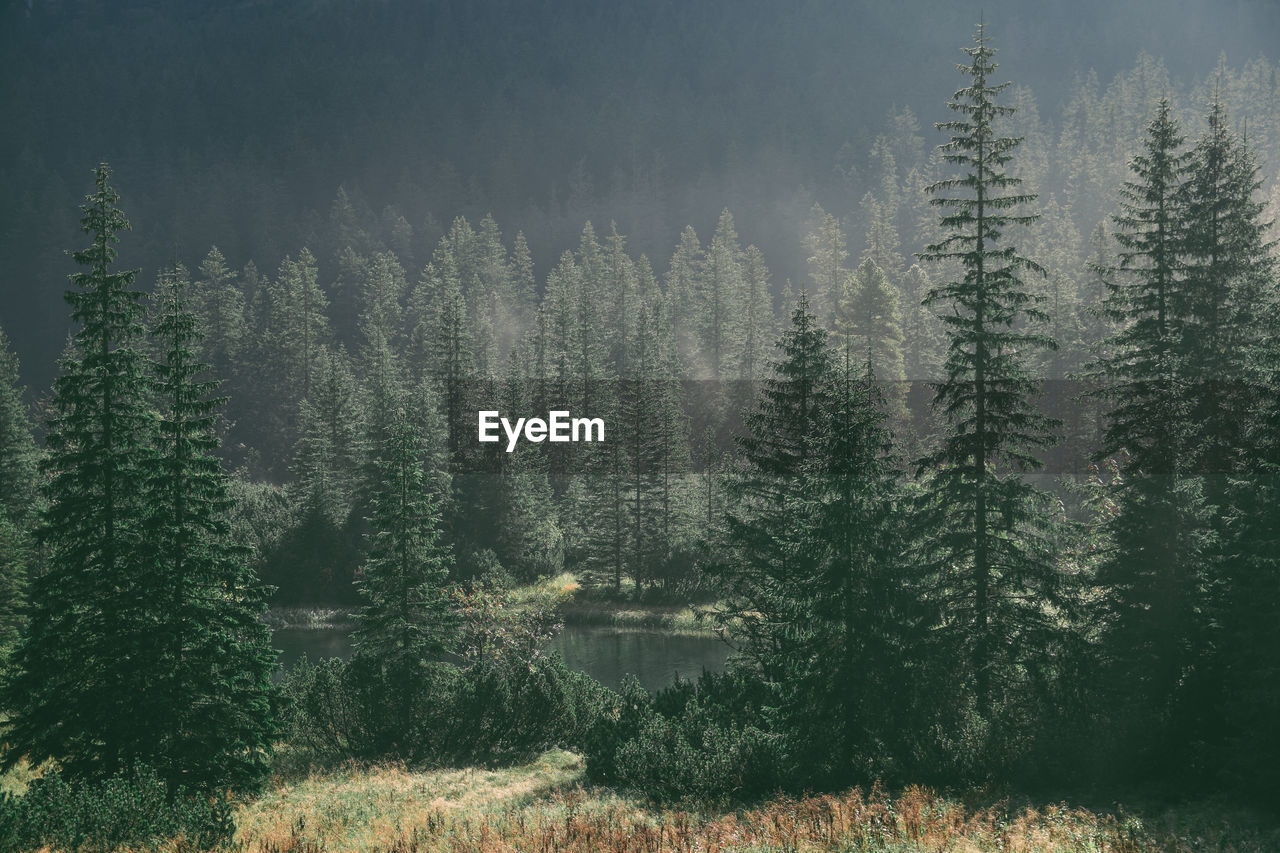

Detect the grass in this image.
[554,574,723,636]
[230,751,1280,852]
[2,741,1275,851]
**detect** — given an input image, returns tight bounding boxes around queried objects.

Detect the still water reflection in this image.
[273,624,730,693]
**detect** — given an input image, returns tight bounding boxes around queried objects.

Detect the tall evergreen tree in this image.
[803,205,849,330]
[141,267,277,791]
[715,292,832,682]
[192,246,247,385]
[789,347,913,785]
[915,25,1067,717]
[1086,100,1211,761]
[838,257,907,402]
[4,165,158,780]
[1179,101,1275,486]
[696,210,745,381]
[353,411,456,676]
[0,327,38,660]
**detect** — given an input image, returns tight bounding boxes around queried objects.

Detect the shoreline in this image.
[263,599,720,637]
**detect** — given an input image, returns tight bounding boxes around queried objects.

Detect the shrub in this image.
[586,671,787,805]
[444,653,615,762]
[0,765,233,852]
[280,651,615,766]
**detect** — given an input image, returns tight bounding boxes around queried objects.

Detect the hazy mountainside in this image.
[4,0,1280,392]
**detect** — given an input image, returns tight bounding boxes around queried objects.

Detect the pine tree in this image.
[142,267,277,791]
[1179,101,1275,486]
[839,257,907,398]
[803,205,849,330]
[4,165,158,780]
[276,248,330,402]
[428,273,473,467]
[1180,103,1279,784]
[666,225,703,370]
[0,327,37,658]
[294,346,363,526]
[353,411,456,674]
[697,210,745,381]
[1086,101,1210,754]
[738,245,775,382]
[192,246,247,384]
[789,346,913,784]
[358,250,408,352]
[715,292,832,682]
[915,25,1067,716]
[0,325,38,526]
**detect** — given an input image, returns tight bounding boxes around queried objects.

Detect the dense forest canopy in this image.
[4,0,1280,392]
[3,4,1280,850]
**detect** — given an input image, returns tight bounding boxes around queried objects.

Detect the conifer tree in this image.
[141,267,277,791]
[666,225,703,369]
[1086,101,1210,751]
[358,250,408,351]
[4,165,159,780]
[0,326,38,525]
[738,245,775,382]
[294,346,363,526]
[192,246,247,384]
[790,346,913,784]
[916,25,1067,716]
[1179,103,1279,779]
[697,210,745,381]
[1179,101,1275,486]
[803,205,849,330]
[715,292,832,681]
[353,411,456,673]
[428,274,473,466]
[839,257,907,397]
[0,327,37,660]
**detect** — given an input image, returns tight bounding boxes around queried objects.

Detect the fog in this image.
[2,0,1279,391]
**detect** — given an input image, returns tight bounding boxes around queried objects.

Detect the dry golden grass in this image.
[231,751,1280,853]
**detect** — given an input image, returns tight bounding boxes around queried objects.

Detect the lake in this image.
[273,623,731,693]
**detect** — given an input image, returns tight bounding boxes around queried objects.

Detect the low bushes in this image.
[280,651,616,767]
[0,765,233,852]
[585,670,787,805]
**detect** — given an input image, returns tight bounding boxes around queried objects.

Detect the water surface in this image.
[272,623,729,693]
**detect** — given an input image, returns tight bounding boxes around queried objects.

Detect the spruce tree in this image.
[0,324,39,528]
[803,205,849,329]
[1179,101,1275,486]
[142,267,277,791]
[192,246,247,385]
[839,257,907,420]
[352,411,456,679]
[1087,100,1211,757]
[915,25,1067,717]
[0,329,37,658]
[697,210,745,381]
[4,165,158,780]
[715,292,832,682]
[790,346,912,785]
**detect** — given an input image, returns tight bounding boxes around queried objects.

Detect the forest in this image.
[1,1,1280,851]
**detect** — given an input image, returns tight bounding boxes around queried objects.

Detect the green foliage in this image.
[586,672,786,805]
[5,171,276,794]
[915,24,1071,722]
[0,765,234,853]
[352,411,456,673]
[714,291,831,683]
[281,650,612,766]
[4,164,159,783]
[140,267,278,793]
